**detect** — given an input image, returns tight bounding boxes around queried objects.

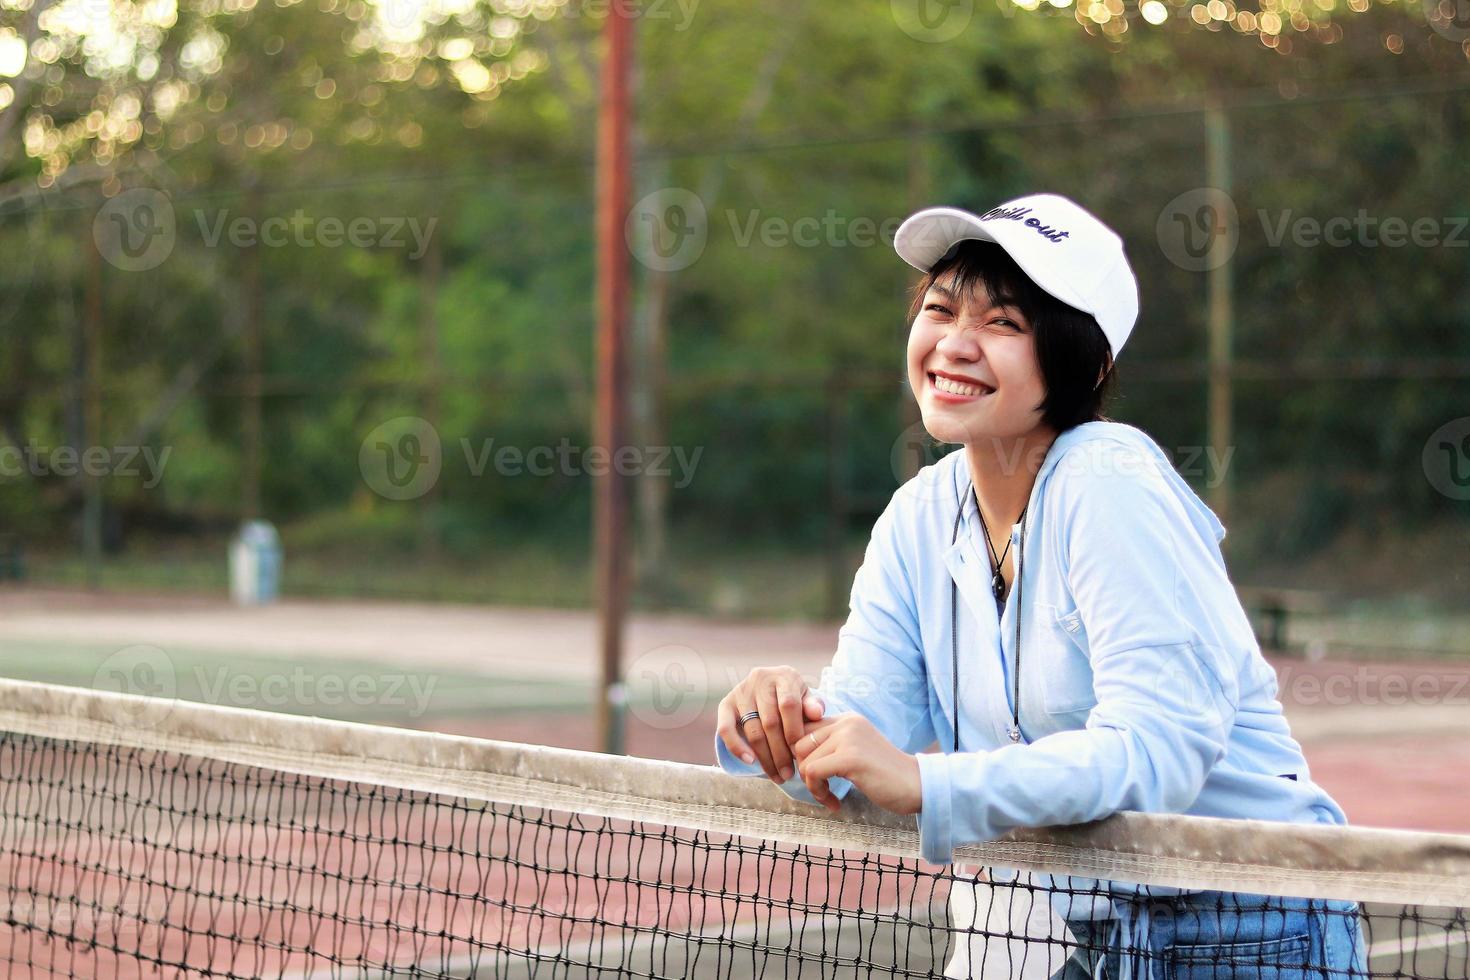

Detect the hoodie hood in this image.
[948,420,1227,546]
[1037,420,1227,544]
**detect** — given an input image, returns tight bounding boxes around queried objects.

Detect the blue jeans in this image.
[1052,890,1369,980]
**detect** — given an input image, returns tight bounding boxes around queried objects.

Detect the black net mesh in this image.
[0,730,1465,979]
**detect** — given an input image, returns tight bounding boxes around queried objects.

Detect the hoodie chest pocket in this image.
[1034,602,1096,716]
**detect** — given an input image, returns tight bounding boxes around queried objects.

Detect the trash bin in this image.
[229,520,281,605]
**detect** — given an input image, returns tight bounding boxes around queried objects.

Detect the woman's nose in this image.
[935,325,979,359]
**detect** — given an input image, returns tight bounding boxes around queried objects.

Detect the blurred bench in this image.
[1238,586,1328,655]
[0,534,24,581]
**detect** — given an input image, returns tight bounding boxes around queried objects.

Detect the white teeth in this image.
[932,375,989,397]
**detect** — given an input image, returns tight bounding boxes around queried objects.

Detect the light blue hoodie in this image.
[715,420,1347,866]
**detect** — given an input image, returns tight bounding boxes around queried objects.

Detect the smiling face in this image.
[906,266,1055,449]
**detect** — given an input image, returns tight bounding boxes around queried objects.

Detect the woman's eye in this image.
[924,303,952,315]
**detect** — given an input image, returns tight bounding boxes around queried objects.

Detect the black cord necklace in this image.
[950,478,1029,751]
[975,501,1024,607]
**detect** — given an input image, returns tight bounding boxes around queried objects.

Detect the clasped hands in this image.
[716,665,922,816]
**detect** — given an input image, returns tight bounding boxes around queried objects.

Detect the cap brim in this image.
[894,206,1092,315]
[893,208,998,272]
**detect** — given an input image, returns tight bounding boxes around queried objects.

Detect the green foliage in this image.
[0,0,1467,611]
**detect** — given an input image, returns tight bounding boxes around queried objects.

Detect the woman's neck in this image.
[964,427,1059,530]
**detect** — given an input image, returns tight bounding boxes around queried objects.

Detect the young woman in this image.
[714,194,1367,978]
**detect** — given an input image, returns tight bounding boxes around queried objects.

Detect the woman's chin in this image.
[919,412,988,446]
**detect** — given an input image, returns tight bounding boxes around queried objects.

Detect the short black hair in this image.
[906,239,1117,432]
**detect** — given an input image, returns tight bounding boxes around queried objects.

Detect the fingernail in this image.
[780,766,793,782]
[741,752,755,764]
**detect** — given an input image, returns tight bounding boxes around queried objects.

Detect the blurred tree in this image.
[0,0,1462,606]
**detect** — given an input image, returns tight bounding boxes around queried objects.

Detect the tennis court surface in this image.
[0,677,1465,978]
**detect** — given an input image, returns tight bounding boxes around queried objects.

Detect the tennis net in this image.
[0,677,1465,978]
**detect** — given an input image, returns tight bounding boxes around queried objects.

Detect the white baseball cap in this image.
[893,193,1140,359]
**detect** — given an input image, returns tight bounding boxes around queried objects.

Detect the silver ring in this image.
[807,732,819,749]
[739,710,761,726]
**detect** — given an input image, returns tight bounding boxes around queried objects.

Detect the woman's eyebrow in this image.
[927,284,1020,318]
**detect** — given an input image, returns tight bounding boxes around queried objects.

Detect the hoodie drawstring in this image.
[1095,899,1153,980]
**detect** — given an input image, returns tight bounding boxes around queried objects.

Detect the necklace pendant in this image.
[1007,726,1021,743]
[991,572,1004,600]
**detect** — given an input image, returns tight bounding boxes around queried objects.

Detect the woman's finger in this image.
[715,696,757,766]
[757,683,795,782]
[736,693,781,781]
[791,715,839,763]
[773,674,811,769]
[799,734,841,812]
[802,693,825,722]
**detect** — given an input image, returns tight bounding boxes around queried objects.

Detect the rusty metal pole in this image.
[1205,103,1233,542]
[595,3,634,755]
[242,184,263,523]
[83,222,104,589]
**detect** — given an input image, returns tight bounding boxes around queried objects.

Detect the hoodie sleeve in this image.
[715,486,937,808]
[915,444,1242,864]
